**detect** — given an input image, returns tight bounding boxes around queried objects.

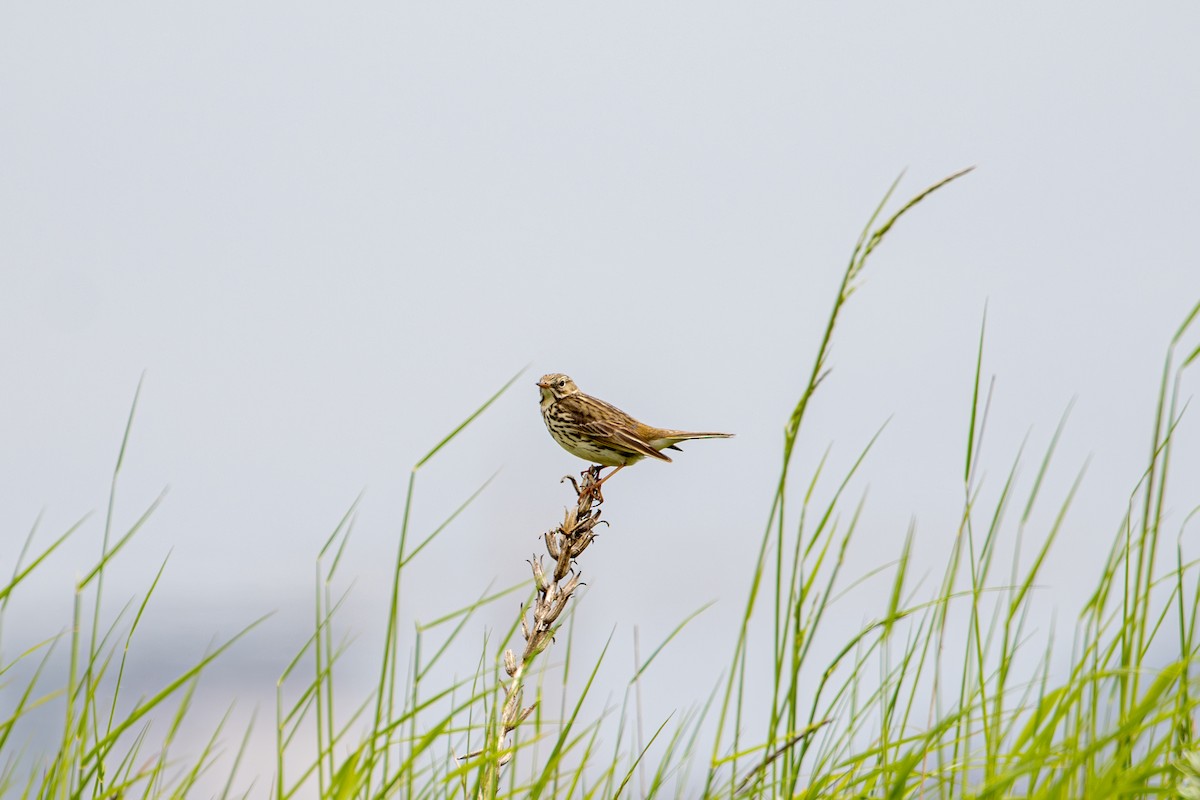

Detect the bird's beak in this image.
[536,380,549,389]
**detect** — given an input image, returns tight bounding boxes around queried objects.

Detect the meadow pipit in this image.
[537,373,733,497]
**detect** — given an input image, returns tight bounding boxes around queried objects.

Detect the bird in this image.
[537,373,733,496]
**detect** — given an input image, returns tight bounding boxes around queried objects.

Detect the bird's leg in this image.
[587,465,624,503]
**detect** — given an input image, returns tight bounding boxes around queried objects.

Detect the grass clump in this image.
[2,167,1198,798]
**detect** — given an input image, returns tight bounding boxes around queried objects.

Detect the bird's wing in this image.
[577,418,673,462]
[565,394,673,462]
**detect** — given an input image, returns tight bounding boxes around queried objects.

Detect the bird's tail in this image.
[656,430,735,446]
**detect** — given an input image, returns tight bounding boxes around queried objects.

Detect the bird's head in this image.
[537,373,578,403]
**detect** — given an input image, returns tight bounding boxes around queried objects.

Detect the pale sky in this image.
[2,3,1198,792]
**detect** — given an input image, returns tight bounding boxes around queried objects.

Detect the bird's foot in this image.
[584,464,623,505]
[576,465,600,504]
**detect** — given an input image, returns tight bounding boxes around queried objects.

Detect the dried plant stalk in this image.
[469,465,607,796]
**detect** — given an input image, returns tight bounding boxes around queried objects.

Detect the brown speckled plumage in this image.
[537,373,732,494]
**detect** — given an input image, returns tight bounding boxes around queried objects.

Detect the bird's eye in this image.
[556,380,565,387]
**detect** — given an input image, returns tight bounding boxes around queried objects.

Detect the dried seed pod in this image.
[482,465,610,786]
[530,556,548,591]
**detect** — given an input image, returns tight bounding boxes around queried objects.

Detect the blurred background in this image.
[2,2,1198,790]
